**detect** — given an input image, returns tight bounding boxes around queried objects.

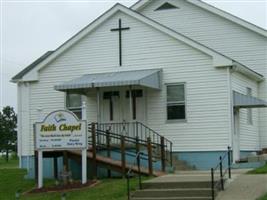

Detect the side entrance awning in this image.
[233,91,267,108]
[54,69,162,91]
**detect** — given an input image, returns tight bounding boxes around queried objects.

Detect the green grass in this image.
[257,193,267,200]
[21,178,144,200]
[0,159,148,200]
[0,156,19,169]
[247,163,267,174]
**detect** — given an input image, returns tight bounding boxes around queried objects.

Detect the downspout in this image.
[17,82,22,168]
[227,67,234,150]
[257,78,261,150]
[27,82,32,174]
[96,88,100,123]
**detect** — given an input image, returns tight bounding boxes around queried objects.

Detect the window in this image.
[167,84,186,120]
[247,87,253,125]
[126,90,143,98]
[66,93,82,119]
[155,2,179,11]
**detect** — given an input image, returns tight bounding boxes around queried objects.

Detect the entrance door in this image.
[233,109,240,162]
[101,91,122,123]
[101,88,146,123]
[122,88,146,123]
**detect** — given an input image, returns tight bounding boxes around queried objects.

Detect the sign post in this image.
[34,110,88,188]
[38,150,43,188]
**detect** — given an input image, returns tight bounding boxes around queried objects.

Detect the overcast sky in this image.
[1,0,267,111]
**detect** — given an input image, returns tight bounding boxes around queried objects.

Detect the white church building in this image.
[12,0,267,175]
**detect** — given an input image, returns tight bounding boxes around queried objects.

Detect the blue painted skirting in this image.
[20,150,162,179]
[173,150,261,170]
[21,156,64,179]
[21,150,263,179]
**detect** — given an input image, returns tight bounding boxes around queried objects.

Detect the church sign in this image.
[35,110,87,150]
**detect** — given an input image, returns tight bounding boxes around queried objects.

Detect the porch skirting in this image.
[174,150,263,170]
[20,150,264,179]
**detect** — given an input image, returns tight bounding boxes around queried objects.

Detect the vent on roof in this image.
[155,2,179,11]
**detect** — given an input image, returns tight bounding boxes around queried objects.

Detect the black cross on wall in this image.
[111,19,130,66]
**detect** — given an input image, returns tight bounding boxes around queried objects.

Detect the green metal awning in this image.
[233,91,267,108]
[54,69,162,91]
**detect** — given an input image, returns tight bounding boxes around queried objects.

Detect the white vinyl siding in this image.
[139,0,267,149]
[21,11,229,155]
[231,72,260,151]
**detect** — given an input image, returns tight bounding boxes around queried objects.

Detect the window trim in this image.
[154,2,180,11]
[165,83,187,123]
[65,92,83,119]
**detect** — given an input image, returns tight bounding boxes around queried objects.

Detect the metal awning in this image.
[54,69,162,91]
[233,91,267,108]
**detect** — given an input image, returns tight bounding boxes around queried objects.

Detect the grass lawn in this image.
[247,163,267,174]
[0,157,147,200]
[0,156,19,169]
[258,194,267,200]
[247,163,267,200]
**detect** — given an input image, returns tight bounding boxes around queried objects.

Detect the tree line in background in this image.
[0,106,17,161]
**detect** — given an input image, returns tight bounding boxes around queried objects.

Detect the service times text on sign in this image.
[35,110,87,150]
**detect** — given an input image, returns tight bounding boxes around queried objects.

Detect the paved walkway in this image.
[217,174,267,200]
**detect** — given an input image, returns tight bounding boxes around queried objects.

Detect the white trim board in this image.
[12,3,263,83]
[131,0,267,38]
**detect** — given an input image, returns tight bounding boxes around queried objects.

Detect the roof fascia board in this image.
[216,63,265,82]
[131,0,150,10]
[132,0,267,37]
[25,3,233,79]
[24,4,121,79]
[186,0,267,37]
[232,62,265,82]
[122,5,232,66]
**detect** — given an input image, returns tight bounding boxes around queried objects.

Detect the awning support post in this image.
[82,101,87,120]
[82,101,87,184]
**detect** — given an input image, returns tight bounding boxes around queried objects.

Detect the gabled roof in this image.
[131,0,267,37]
[11,51,54,82]
[11,3,264,83]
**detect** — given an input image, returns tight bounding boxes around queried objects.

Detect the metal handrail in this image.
[88,127,167,148]
[96,121,173,167]
[126,151,143,200]
[88,123,162,178]
[211,146,232,200]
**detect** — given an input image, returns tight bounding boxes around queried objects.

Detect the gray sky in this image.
[1,0,267,111]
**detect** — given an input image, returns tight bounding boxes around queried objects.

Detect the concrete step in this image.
[131,197,212,200]
[132,188,215,198]
[142,181,211,189]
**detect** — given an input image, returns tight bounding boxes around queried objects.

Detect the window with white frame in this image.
[246,87,253,125]
[166,84,186,120]
[66,93,82,119]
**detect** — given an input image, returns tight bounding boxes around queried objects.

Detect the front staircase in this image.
[131,174,218,200]
[129,147,232,200]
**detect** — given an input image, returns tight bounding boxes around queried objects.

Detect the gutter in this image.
[232,62,265,82]
[216,61,265,82]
